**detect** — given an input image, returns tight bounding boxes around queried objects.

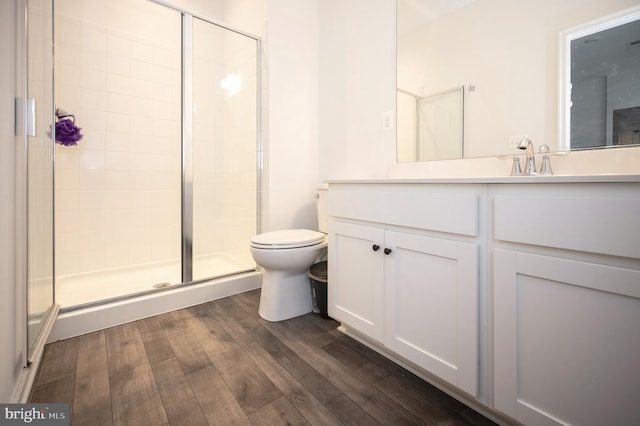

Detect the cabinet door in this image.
[384,231,478,396]
[494,249,640,426]
[328,221,385,343]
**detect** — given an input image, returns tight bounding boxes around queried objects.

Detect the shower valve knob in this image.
[384,248,392,255]
[372,244,380,251]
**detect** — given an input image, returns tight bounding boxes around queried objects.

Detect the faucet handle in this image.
[538,144,553,175]
[510,156,522,176]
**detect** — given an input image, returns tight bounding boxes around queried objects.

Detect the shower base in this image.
[56,253,254,308]
[50,254,261,341]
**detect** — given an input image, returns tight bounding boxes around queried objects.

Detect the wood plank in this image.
[375,372,464,424]
[167,330,212,375]
[30,375,75,411]
[110,365,169,426]
[106,322,168,426]
[229,289,261,315]
[247,395,310,426]
[322,334,400,384]
[262,320,424,426]
[157,310,211,375]
[105,322,148,377]
[73,331,112,425]
[152,357,208,426]
[212,345,282,415]
[34,337,78,385]
[180,304,236,357]
[207,297,343,405]
[324,394,381,426]
[156,310,191,335]
[206,296,263,348]
[329,333,406,379]
[280,314,339,348]
[244,342,342,426]
[187,365,251,426]
[376,372,495,425]
[266,341,342,405]
[137,315,175,366]
[31,338,78,418]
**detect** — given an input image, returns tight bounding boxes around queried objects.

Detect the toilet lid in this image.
[251,229,326,248]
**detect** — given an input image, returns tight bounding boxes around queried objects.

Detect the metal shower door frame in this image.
[152,1,262,283]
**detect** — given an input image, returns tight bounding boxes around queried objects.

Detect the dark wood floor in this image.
[30,289,496,425]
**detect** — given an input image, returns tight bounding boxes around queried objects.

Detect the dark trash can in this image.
[308,261,329,319]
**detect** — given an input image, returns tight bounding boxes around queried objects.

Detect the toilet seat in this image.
[251,229,326,249]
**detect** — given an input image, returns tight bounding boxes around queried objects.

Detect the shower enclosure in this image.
[53,0,260,308]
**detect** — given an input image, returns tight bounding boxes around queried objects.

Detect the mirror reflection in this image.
[397,86,464,161]
[562,15,640,150]
[397,0,640,162]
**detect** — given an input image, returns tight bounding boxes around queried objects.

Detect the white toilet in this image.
[251,186,328,322]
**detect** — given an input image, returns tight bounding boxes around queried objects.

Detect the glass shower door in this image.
[190,17,258,281]
[25,0,56,361]
[52,1,260,307]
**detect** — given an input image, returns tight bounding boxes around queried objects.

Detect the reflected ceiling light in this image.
[220,73,242,97]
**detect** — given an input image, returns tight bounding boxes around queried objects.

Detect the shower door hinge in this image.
[15,97,36,137]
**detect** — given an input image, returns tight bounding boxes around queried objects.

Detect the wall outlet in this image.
[508,134,528,149]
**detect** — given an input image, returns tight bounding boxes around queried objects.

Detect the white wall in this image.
[264,0,319,230]
[318,0,396,181]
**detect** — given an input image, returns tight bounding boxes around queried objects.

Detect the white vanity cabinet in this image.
[328,183,482,397]
[329,221,385,342]
[490,183,640,426]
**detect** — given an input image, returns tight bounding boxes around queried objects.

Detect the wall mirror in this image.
[559,11,640,151]
[397,0,640,162]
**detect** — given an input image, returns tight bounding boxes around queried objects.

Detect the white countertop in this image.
[327,174,640,185]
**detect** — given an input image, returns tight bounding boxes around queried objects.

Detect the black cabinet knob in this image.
[384,248,392,255]
[372,244,380,251]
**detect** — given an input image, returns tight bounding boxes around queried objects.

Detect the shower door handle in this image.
[15,97,36,137]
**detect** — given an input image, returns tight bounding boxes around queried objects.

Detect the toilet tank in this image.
[316,184,329,233]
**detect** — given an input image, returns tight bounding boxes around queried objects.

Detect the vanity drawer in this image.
[329,186,479,236]
[494,194,640,259]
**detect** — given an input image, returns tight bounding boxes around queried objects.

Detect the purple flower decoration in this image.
[55,118,83,146]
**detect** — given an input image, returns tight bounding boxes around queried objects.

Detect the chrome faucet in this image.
[517,138,537,176]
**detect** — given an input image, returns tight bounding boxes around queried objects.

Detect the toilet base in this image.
[258,269,313,322]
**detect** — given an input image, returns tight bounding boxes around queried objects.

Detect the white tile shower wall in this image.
[54,1,182,277]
